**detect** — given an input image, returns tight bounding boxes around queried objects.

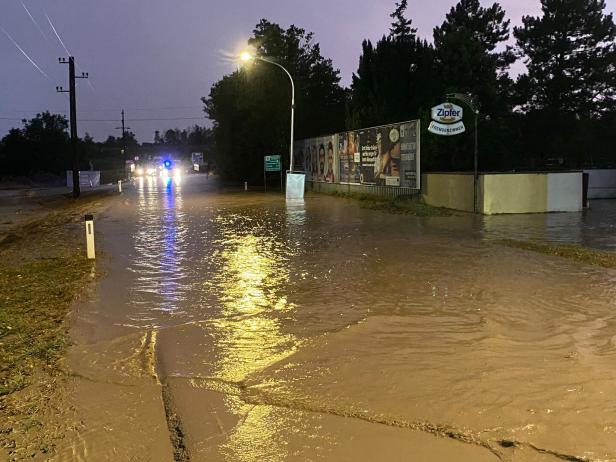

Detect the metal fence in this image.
[307,181,419,199]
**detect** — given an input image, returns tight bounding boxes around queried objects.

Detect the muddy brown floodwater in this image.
[59,175,616,461]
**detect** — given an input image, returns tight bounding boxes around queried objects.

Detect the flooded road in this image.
[64,175,616,461]
[478,200,616,250]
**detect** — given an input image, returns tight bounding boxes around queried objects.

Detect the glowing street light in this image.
[239,50,303,199]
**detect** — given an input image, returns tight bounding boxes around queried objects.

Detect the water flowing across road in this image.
[63,175,616,461]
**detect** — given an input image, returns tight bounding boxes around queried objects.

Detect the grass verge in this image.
[498,239,616,269]
[0,190,116,459]
[327,191,453,217]
[0,257,91,396]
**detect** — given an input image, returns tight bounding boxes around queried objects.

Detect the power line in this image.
[0,106,204,113]
[119,116,206,122]
[0,116,207,122]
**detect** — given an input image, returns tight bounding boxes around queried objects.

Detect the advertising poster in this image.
[338,131,361,184]
[300,135,338,183]
[358,129,379,185]
[399,121,420,189]
[358,122,419,188]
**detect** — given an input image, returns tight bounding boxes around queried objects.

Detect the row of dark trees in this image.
[0,114,215,178]
[205,0,616,181]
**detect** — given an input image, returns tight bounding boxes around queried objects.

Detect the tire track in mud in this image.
[182,375,609,462]
[145,330,191,462]
[183,375,504,459]
[161,385,190,462]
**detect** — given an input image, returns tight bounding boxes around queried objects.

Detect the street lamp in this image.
[240,51,297,175]
[447,93,480,213]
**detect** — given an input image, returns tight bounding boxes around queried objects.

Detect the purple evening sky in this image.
[1,0,615,142]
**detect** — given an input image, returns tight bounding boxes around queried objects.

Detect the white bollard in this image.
[244,181,248,191]
[84,214,96,260]
[118,179,122,193]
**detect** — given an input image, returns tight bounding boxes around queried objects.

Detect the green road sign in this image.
[264,155,281,172]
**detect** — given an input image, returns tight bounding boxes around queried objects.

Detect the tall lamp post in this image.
[240,52,304,200]
[447,93,480,213]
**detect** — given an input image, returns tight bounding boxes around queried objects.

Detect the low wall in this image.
[481,172,582,214]
[584,169,616,199]
[481,173,547,214]
[66,171,101,188]
[421,172,582,214]
[421,173,474,212]
[547,172,582,212]
[308,172,582,214]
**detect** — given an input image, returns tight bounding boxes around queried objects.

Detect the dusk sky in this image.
[1,0,615,142]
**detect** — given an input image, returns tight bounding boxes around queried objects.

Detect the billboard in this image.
[295,119,420,189]
[358,121,420,188]
[295,135,338,183]
[338,131,361,184]
[191,152,204,164]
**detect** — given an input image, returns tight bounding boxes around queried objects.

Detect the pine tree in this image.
[430,0,517,170]
[347,1,438,128]
[433,0,515,109]
[514,0,616,116]
[389,0,417,40]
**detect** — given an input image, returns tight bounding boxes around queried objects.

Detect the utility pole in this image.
[447,92,480,213]
[115,110,131,162]
[57,57,88,198]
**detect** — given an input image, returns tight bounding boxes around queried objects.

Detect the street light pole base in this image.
[285,172,305,201]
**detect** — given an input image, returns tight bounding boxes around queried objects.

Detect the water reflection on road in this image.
[477,200,616,249]
[207,229,297,383]
[131,176,188,320]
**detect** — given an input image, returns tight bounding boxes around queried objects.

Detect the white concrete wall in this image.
[66,171,101,188]
[547,172,583,212]
[584,169,616,199]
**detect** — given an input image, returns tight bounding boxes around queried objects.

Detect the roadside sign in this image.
[264,155,281,172]
[191,152,204,165]
[428,102,466,136]
[264,155,283,193]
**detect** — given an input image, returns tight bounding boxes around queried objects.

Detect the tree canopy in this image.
[514,0,616,167]
[204,20,346,181]
[515,0,616,115]
[0,112,69,176]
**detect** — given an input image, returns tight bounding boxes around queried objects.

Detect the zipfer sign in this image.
[428,102,465,136]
